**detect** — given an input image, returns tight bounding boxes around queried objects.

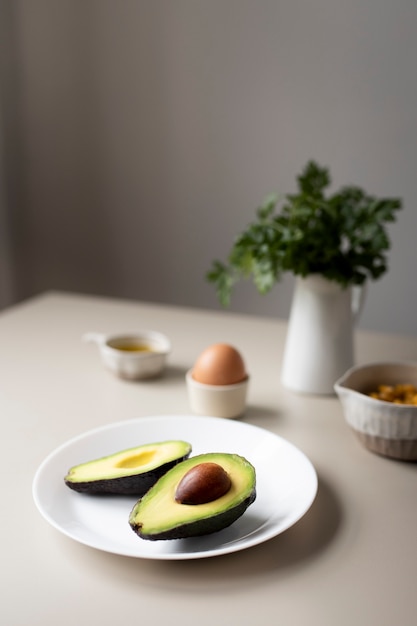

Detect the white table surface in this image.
[1,291,416,626]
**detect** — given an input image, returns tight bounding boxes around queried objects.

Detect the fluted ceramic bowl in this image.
[334,361,417,461]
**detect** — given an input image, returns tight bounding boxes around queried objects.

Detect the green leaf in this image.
[206,261,235,307]
[297,161,331,197]
[256,193,278,220]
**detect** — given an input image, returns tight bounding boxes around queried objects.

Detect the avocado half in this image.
[64,440,192,495]
[129,452,256,540]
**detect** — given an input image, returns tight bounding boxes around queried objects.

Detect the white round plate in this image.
[33,415,318,560]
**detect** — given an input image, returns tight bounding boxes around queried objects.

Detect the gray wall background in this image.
[2,0,416,334]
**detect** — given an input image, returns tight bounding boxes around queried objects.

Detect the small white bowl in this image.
[186,369,249,419]
[334,361,417,460]
[83,331,171,380]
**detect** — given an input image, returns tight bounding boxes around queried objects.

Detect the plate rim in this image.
[32,415,318,560]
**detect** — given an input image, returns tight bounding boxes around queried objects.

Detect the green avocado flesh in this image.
[129,452,256,540]
[64,440,192,495]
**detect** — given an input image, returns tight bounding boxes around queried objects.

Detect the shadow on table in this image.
[61,472,342,592]
[113,364,189,385]
[161,473,342,583]
[244,404,284,425]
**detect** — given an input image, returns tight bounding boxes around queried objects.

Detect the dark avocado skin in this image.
[130,489,256,540]
[64,455,190,496]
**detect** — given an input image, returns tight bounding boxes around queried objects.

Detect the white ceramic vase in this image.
[281,274,365,395]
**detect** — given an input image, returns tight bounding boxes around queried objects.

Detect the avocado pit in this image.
[175,462,232,505]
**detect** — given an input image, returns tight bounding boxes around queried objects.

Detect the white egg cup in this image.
[186,369,249,419]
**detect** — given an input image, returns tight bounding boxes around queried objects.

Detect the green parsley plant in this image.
[207,161,402,306]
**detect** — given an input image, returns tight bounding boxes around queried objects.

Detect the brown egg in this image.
[192,343,247,386]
